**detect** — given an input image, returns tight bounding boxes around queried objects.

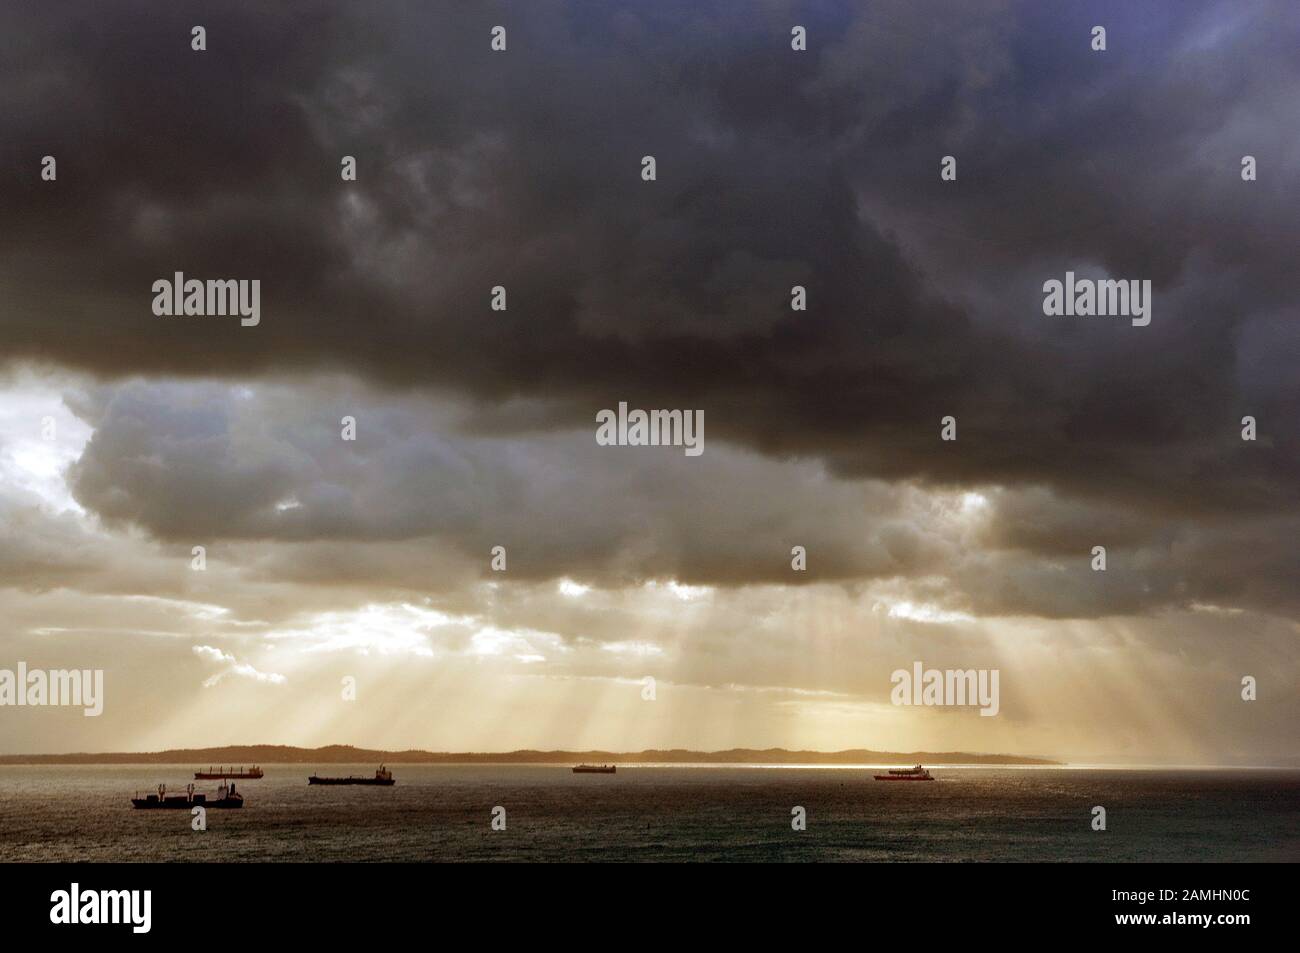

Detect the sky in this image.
[0,1,1296,763]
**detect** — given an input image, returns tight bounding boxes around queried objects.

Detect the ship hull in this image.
[194,773,262,780]
[572,767,616,774]
[872,775,934,781]
[131,798,243,809]
[307,777,395,785]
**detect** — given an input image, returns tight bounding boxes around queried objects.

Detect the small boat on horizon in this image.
[194,765,263,780]
[873,764,934,781]
[308,765,395,786]
[132,782,244,809]
[572,764,616,774]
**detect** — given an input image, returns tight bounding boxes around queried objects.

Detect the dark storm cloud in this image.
[62,379,928,585]
[50,378,1300,619]
[2,1,1296,526]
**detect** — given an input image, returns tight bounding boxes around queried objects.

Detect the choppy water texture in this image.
[1,764,1296,862]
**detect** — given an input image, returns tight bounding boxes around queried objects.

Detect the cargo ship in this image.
[131,782,244,808]
[873,764,934,781]
[572,764,616,774]
[194,765,263,780]
[308,765,395,786]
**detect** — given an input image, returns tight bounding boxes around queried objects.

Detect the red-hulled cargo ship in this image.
[873,764,934,781]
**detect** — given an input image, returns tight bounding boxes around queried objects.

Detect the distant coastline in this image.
[0,744,1060,766]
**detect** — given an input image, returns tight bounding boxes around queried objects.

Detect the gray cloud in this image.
[0,0,1294,522]
[51,378,1300,620]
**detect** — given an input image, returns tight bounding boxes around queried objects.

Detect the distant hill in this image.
[0,744,1060,766]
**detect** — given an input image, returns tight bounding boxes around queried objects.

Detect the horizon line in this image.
[0,743,1295,769]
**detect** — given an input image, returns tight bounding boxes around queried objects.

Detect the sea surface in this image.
[1,764,1296,862]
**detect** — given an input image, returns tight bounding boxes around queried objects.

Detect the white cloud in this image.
[192,644,286,687]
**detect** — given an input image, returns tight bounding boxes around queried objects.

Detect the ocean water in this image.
[0,764,1296,862]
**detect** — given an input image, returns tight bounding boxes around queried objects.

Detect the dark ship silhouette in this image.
[132,782,244,808]
[194,765,263,780]
[308,765,395,786]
